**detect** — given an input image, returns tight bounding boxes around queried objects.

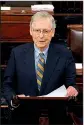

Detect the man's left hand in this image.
[66,86,78,97]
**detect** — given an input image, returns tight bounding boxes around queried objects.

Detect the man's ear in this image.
[30,27,32,36]
[52,29,55,37]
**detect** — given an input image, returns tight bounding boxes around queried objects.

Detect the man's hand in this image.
[12,94,25,106]
[17,94,26,97]
[17,94,30,97]
[66,86,78,97]
[11,94,30,110]
[12,95,20,107]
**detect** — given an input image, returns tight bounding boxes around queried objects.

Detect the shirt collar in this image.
[34,44,49,57]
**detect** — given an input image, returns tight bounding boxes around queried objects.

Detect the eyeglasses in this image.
[32,29,52,35]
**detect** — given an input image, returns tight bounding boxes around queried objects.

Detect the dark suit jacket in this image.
[3,42,76,105]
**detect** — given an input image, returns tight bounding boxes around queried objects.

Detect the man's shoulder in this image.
[12,43,33,52]
[53,43,69,52]
[52,43,72,57]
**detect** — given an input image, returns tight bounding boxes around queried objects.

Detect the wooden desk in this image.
[1,97,71,125]
[1,96,83,125]
[11,97,71,125]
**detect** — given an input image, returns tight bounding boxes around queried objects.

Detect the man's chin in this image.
[36,45,47,50]
[37,43,46,47]
[38,45,46,48]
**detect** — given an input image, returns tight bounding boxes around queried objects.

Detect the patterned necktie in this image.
[37,53,45,91]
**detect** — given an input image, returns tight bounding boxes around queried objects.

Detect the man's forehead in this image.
[32,18,52,28]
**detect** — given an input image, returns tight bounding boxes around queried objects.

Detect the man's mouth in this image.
[39,41,45,42]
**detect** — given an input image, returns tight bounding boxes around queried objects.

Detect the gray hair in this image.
[30,11,56,29]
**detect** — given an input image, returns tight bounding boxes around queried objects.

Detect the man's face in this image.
[30,18,55,51]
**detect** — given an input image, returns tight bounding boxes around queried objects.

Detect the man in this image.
[3,11,78,107]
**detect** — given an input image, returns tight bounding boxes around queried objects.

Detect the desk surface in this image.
[18,96,68,100]
[0,97,68,108]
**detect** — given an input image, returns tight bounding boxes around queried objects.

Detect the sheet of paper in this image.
[1,7,11,10]
[31,4,54,11]
[40,85,67,97]
[75,63,82,69]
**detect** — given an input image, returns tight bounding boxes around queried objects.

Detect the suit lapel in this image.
[23,43,38,91]
[40,43,60,95]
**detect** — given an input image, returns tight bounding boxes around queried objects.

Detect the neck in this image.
[35,44,49,52]
[39,47,46,52]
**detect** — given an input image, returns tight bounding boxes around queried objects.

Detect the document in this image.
[75,63,82,69]
[40,85,67,97]
[31,4,54,11]
[1,7,11,10]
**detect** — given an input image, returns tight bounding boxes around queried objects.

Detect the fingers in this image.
[67,90,78,97]
[68,96,77,101]
[66,91,78,97]
[12,95,20,107]
[17,94,26,97]
[66,86,78,97]
[26,95,30,97]
[17,94,30,97]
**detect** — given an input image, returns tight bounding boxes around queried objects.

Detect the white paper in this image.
[75,63,82,69]
[40,85,67,97]
[1,7,11,10]
[31,4,54,11]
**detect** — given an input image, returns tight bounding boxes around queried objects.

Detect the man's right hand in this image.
[12,95,20,107]
[11,94,29,107]
[17,94,26,97]
[12,94,26,105]
[11,94,29,110]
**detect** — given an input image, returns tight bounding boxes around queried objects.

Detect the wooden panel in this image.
[76,77,83,83]
[76,83,83,93]
[1,6,82,43]
[1,23,32,42]
[1,8,33,42]
[67,24,83,31]
[1,15,31,22]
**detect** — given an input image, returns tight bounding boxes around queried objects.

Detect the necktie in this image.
[37,53,45,91]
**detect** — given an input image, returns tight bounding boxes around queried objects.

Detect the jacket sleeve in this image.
[3,49,17,106]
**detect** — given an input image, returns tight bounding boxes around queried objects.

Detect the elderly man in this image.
[3,11,78,109]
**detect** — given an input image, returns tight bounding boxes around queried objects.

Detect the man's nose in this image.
[39,31,44,38]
